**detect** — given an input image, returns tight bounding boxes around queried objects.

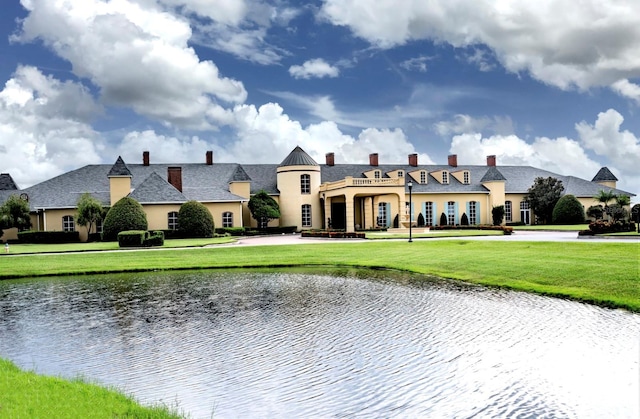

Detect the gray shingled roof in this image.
[480,167,507,182]
[128,172,187,203]
[279,146,318,167]
[0,173,18,190]
[591,167,618,182]
[242,164,279,194]
[107,156,132,177]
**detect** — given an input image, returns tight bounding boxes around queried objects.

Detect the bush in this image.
[118,230,146,247]
[102,197,148,241]
[18,230,80,244]
[178,201,214,238]
[588,220,635,234]
[460,212,469,226]
[492,205,505,225]
[215,227,245,236]
[417,213,425,227]
[586,205,604,221]
[439,212,448,226]
[552,194,585,224]
[145,230,164,247]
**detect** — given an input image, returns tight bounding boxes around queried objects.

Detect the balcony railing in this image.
[320,176,404,191]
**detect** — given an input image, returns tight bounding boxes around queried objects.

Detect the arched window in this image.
[222,212,233,228]
[301,204,311,227]
[300,174,310,194]
[62,215,75,232]
[168,211,179,230]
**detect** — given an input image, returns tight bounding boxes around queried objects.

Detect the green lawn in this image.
[2,237,235,254]
[1,240,638,311]
[0,358,183,419]
[511,224,590,231]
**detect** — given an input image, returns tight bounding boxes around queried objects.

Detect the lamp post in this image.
[408,180,413,243]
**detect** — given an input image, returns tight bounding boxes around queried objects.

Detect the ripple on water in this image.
[0,270,638,419]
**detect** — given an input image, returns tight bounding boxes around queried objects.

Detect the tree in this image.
[593,190,616,220]
[460,212,469,226]
[606,195,631,223]
[76,193,106,235]
[492,205,505,226]
[248,190,280,229]
[631,204,640,224]
[417,212,425,227]
[586,205,604,220]
[178,200,214,238]
[0,195,31,236]
[552,194,585,224]
[524,177,564,224]
[439,212,448,226]
[102,197,148,241]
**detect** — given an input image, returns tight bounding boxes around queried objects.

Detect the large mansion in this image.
[0,146,634,241]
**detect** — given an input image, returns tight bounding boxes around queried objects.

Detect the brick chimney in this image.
[143,151,150,166]
[408,153,418,167]
[326,152,335,166]
[369,153,379,166]
[168,167,182,192]
[448,154,458,167]
[206,151,213,165]
[487,155,496,167]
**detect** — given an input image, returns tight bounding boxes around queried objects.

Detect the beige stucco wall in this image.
[410,193,489,225]
[109,176,131,206]
[276,165,322,230]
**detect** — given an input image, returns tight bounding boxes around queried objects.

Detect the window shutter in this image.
[455,202,459,225]
[432,202,438,226]
[386,202,391,227]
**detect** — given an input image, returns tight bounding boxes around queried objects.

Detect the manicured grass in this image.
[0,240,638,311]
[1,237,234,254]
[366,230,504,239]
[0,358,183,419]
[512,224,590,231]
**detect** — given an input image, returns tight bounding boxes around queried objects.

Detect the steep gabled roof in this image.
[0,173,18,190]
[107,156,132,177]
[591,167,618,182]
[230,165,251,182]
[128,172,187,203]
[279,146,318,167]
[480,166,507,182]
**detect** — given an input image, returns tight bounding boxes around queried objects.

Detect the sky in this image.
[0,0,639,201]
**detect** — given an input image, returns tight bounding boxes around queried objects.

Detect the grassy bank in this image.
[0,358,182,418]
[0,240,638,311]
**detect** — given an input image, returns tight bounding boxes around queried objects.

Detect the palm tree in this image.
[594,190,616,219]
[614,194,631,207]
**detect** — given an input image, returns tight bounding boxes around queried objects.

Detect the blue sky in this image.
[0,0,638,200]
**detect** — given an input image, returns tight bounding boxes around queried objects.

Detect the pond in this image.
[0,268,638,418]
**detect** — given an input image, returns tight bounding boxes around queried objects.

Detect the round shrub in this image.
[102,197,148,241]
[178,201,214,238]
[552,194,585,224]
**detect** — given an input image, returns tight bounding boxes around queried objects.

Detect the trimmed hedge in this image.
[432,225,514,235]
[552,194,585,224]
[178,201,214,238]
[18,231,80,244]
[215,227,245,236]
[102,197,148,241]
[301,231,366,239]
[117,230,165,247]
[579,220,637,235]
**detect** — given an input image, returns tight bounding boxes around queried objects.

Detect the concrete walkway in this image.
[222,230,639,246]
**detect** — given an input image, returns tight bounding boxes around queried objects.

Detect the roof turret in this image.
[107,156,132,177]
[279,146,318,167]
[480,166,507,182]
[591,167,618,182]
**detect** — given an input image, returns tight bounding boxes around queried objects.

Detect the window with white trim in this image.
[447,201,456,225]
[300,174,310,194]
[62,215,75,232]
[377,202,388,227]
[505,201,512,222]
[222,211,233,228]
[420,171,426,184]
[442,171,449,184]
[469,201,477,224]
[168,211,179,230]
[374,170,381,179]
[398,170,404,177]
[301,204,312,227]
[424,202,433,226]
[463,171,470,184]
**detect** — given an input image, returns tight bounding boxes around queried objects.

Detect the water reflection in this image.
[0,269,638,418]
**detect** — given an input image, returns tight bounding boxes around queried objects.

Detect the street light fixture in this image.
[408,180,413,243]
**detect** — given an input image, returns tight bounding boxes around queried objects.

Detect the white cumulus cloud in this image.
[289,59,340,79]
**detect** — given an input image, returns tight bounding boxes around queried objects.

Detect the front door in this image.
[330,203,346,230]
[520,202,530,225]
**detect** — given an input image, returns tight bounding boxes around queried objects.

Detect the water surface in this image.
[0,269,638,418]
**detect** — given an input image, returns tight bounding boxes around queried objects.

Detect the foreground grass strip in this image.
[0,358,182,419]
[0,240,638,311]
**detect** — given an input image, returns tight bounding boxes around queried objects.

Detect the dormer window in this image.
[374,170,381,179]
[463,171,470,184]
[398,170,404,177]
[420,171,426,184]
[442,171,449,184]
